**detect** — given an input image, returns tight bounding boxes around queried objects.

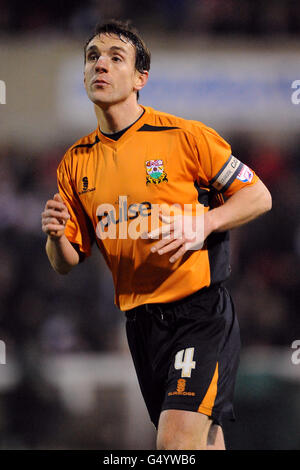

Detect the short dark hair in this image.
[84,20,151,100]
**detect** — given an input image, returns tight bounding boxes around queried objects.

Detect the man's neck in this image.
[94,98,144,134]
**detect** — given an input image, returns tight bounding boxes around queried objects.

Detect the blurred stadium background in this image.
[0,0,300,450]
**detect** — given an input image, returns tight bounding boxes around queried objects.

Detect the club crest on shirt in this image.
[145,159,168,185]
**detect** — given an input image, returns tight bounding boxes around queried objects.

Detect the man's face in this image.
[84,33,142,107]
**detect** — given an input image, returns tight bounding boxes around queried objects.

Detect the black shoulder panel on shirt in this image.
[72,135,100,150]
[194,181,209,207]
[138,124,179,132]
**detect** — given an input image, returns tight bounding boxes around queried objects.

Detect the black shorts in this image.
[125,284,241,428]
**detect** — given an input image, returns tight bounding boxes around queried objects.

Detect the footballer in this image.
[41,20,272,450]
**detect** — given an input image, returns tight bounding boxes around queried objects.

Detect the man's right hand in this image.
[42,193,70,239]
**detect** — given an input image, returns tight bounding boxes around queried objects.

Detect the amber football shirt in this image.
[57,106,259,310]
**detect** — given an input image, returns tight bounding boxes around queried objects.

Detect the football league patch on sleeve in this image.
[236,164,253,183]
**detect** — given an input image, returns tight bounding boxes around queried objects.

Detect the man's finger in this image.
[42,209,70,220]
[155,238,185,256]
[169,245,187,263]
[53,193,64,203]
[147,222,174,240]
[150,234,178,253]
[42,223,66,233]
[45,216,66,226]
[159,212,173,224]
[45,200,66,211]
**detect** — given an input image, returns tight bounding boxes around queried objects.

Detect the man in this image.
[41,20,272,450]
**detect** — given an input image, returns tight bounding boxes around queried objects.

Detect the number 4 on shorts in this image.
[174,347,196,378]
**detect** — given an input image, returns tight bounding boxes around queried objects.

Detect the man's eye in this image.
[112,56,121,62]
[88,53,98,61]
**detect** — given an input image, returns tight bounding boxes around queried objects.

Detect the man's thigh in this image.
[157,410,225,450]
[156,409,212,450]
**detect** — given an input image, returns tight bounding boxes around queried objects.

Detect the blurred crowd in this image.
[228,135,300,348]
[0,135,299,360]
[0,0,300,36]
[0,145,123,358]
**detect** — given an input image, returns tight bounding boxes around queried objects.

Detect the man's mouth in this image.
[92,79,110,86]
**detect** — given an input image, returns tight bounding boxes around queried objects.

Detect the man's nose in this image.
[95,56,109,72]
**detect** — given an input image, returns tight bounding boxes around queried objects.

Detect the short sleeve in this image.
[57,157,93,257]
[195,125,260,197]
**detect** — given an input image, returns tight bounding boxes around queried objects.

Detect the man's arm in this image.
[42,193,79,274]
[205,179,272,234]
[147,179,272,263]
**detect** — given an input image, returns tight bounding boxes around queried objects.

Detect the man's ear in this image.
[134,71,149,93]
